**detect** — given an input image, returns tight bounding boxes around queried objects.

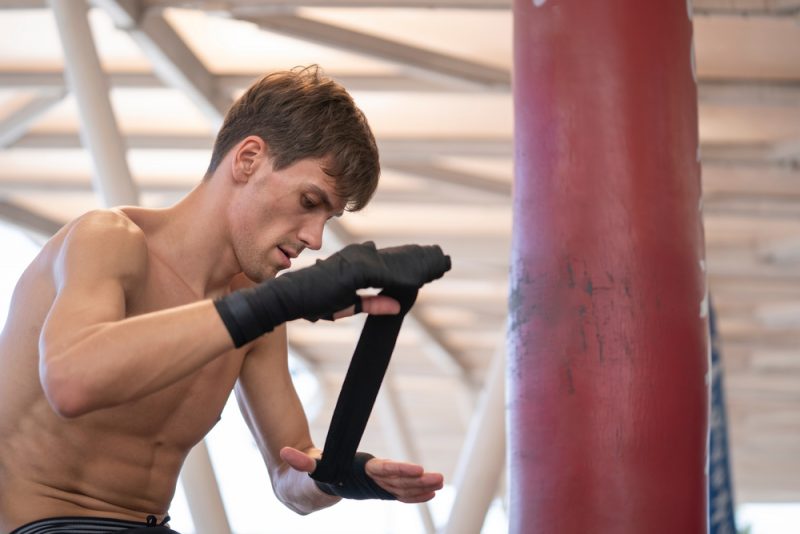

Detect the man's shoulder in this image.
[64,208,145,247]
[57,209,149,281]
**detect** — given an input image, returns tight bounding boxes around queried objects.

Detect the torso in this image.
[0,209,246,532]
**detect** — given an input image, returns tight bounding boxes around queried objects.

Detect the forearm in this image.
[40,300,234,417]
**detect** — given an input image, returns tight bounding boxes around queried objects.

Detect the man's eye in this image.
[302,196,317,209]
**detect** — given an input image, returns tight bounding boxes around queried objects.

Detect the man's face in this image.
[229,157,346,282]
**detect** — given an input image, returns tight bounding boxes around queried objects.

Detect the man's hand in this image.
[331,294,401,320]
[280,445,320,474]
[362,456,444,504]
[280,446,444,503]
[215,242,451,347]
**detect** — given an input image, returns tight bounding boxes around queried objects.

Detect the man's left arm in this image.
[235,315,443,515]
[235,323,336,514]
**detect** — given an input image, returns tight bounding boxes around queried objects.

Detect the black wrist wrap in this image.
[214,290,277,348]
[214,242,451,348]
[314,452,395,500]
[213,278,302,348]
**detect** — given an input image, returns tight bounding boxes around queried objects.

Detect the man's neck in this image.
[121,183,241,299]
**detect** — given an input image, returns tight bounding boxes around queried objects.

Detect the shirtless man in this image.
[0,66,449,534]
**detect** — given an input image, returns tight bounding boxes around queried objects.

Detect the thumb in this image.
[280,446,317,474]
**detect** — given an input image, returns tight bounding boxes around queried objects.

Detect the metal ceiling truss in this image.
[9,132,799,167]
[0,89,66,149]
[1,0,800,16]
[240,12,509,91]
[95,0,228,128]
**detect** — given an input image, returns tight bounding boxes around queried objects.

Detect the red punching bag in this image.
[508,1,709,532]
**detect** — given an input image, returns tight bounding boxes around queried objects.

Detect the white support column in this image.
[49,0,138,207]
[376,376,436,534]
[443,342,507,534]
[179,441,234,534]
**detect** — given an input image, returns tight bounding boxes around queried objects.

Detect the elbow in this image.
[283,501,313,516]
[40,356,93,418]
[271,467,334,516]
[278,490,324,516]
[272,479,313,516]
[281,485,340,516]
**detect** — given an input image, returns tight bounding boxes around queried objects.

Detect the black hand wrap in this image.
[214,241,451,348]
[313,452,395,500]
[310,286,420,500]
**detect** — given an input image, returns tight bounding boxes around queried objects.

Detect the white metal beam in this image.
[4,69,800,102]
[95,0,229,128]
[179,440,234,533]
[13,131,216,150]
[758,237,800,264]
[376,376,436,534]
[443,342,506,534]
[156,0,800,16]
[378,137,513,159]
[0,68,499,93]
[49,0,139,207]
[0,90,66,148]
[149,0,511,9]
[693,0,800,15]
[701,143,800,167]
[383,161,511,197]
[697,80,800,108]
[0,199,65,238]
[6,0,800,15]
[13,132,800,167]
[241,12,510,91]
[0,178,190,195]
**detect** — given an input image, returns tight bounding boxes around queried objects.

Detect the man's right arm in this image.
[39,211,235,418]
[40,215,451,418]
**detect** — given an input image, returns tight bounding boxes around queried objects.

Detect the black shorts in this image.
[10,516,181,534]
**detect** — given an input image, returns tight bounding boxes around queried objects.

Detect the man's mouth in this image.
[277,246,292,268]
[279,246,299,259]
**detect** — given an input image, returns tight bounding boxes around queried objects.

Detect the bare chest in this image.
[110,261,245,446]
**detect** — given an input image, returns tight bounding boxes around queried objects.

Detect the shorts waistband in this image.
[10,515,174,534]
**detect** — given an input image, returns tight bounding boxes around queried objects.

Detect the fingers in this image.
[366,458,444,504]
[367,459,424,478]
[376,244,452,286]
[361,295,401,315]
[331,295,401,320]
[279,446,317,474]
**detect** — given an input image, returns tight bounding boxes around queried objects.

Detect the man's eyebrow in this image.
[307,184,344,217]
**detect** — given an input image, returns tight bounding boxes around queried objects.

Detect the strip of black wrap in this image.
[310,286,418,496]
[214,242,450,348]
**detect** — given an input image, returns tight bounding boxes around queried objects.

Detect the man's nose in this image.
[298,218,325,251]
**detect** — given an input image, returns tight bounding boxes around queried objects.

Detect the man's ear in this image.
[231,136,269,183]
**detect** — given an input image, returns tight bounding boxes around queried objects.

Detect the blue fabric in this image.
[708,298,738,534]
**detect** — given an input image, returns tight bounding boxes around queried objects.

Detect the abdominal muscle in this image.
[0,350,244,532]
[0,247,245,532]
[0,347,243,532]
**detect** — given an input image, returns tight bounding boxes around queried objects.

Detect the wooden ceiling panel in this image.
[694,14,800,80]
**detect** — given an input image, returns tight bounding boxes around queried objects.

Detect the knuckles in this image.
[322,242,451,289]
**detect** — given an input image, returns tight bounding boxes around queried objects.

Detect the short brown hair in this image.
[207,65,379,211]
